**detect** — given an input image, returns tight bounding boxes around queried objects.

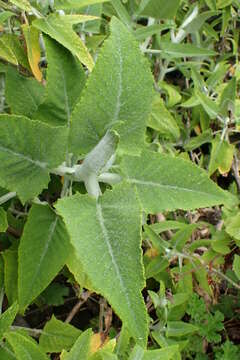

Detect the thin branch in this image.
[65,291,91,323]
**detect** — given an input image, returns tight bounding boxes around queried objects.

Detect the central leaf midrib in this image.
[96,202,135,317]
[128,178,223,198]
[0,144,48,169]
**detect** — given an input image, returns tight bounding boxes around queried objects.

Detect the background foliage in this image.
[0,0,240,359]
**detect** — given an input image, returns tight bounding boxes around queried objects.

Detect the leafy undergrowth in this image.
[0,0,240,359]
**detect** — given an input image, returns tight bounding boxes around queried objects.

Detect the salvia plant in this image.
[0,0,240,359]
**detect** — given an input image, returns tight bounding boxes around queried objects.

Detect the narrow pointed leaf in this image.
[55,0,110,9]
[2,244,18,305]
[22,25,42,82]
[18,204,71,311]
[56,184,148,346]
[33,14,95,71]
[159,42,217,58]
[34,36,85,126]
[0,115,67,203]
[0,208,8,232]
[121,151,235,213]
[5,332,49,360]
[0,302,18,340]
[70,16,153,156]
[6,66,45,118]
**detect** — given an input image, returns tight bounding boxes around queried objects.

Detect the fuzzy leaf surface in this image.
[33,14,95,71]
[60,329,92,360]
[34,36,85,126]
[18,204,71,311]
[121,151,235,213]
[0,115,67,203]
[56,184,148,346]
[70,17,153,156]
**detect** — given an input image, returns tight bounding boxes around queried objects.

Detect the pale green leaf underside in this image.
[56,184,148,346]
[5,332,49,360]
[18,204,71,311]
[34,36,85,126]
[70,16,153,156]
[122,151,235,213]
[0,115,67,203]
[33,14,95,71]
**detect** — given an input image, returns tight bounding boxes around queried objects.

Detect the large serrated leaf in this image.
[34,36,85,127]
[5,332,49,360]
[33,14,95,71]
[70,16,153,156]
[18,204,71,311]
[56,183,148,346]
[0,115,67,203]
[121,151,235,213]
[5,66,45,118]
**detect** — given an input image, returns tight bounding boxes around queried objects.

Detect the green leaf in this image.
[121,150,235,213]
[226,213,240,242]
[33,14,95,71]
[5,66,45,118]
[8,0,31,11]
[39,283,69,307]
[2,244,18,305]
[39,315,81,353]
[139,0,180,19]
[159,42,217,58]
[0,34,30,70]
[66,247,93,289]
[56,183,148,346]
[0,11,15,25]
[208,135,234,175]
[158,81,182,107]
[22,25,43,82]
[0,302,18,341]
[0,207,8,232]
[233,254,240,280]
[0,38,17,65]
[0,114,67,203]
[184,129,212,151]
[5,331,49,360]
[60,329,92,360]
[70,16,153,156]
[129,344,180,360]
[111,0,132,29]
[183,11,217,33]
[34,36,85,126]
[166,321,199,338]
[195,89,219,119]
[18,204,71,311]
[54,0,109,9]
[219,77,236,117]
[147,97,180,140]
